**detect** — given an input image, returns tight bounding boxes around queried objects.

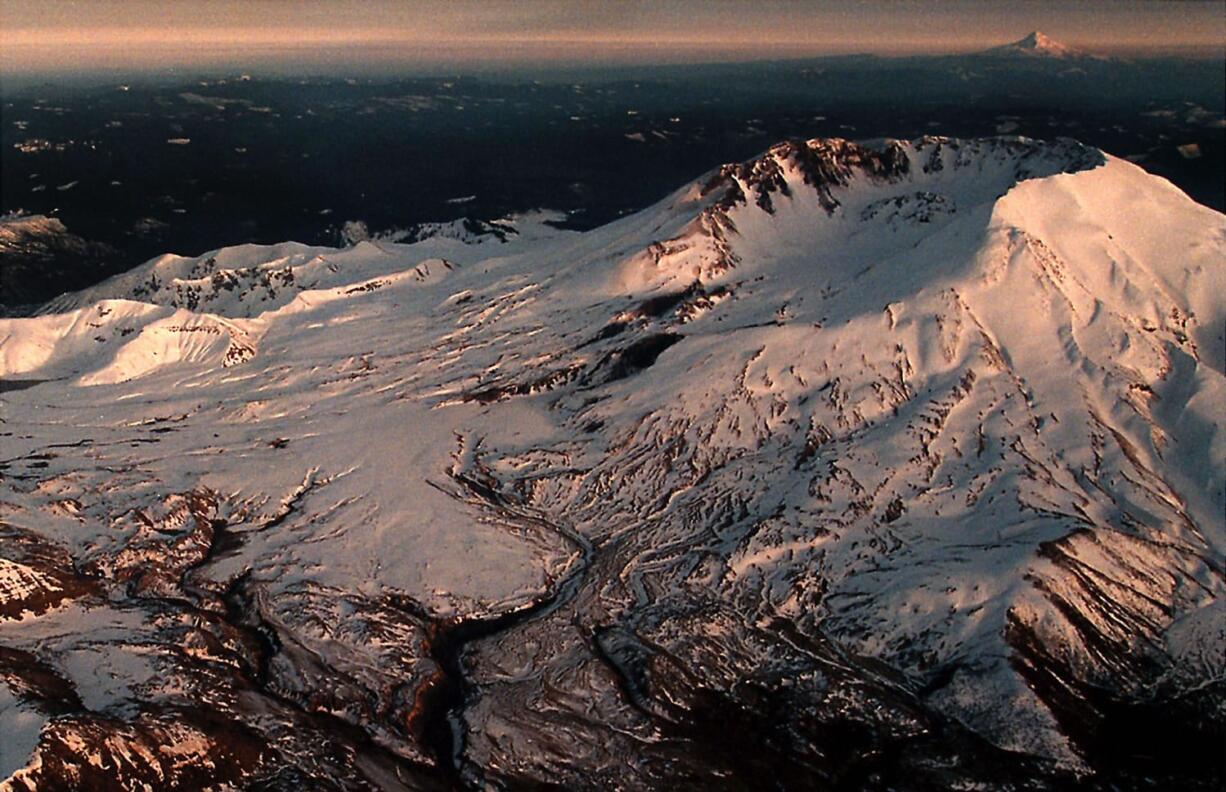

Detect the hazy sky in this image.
[2,0,1222,75]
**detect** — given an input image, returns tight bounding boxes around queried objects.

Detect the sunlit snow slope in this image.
[2,137,1223,790]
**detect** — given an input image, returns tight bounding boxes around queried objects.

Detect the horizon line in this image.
[2,36,1222,80]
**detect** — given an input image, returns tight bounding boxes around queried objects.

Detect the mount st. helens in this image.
[1,136,1223,789]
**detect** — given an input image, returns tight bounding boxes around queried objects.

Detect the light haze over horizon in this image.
[2,0,1223,79]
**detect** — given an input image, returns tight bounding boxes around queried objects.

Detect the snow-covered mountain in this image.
[977,31,1085,60]
[2,136,1223,789]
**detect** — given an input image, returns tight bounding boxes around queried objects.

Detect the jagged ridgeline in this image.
[2,136,1223,789]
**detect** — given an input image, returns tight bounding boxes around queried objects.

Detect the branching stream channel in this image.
[179,465,595,789]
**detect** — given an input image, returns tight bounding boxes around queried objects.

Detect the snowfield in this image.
[1,136,1223,789]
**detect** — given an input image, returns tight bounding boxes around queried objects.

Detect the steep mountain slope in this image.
[2,136,1223,789]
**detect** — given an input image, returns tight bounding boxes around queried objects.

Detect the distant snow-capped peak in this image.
[980,31,1081,59]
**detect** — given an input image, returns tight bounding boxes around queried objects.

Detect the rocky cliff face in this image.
[2,136,1223,789]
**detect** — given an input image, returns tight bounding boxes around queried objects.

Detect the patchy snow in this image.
[0,559,62,607]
